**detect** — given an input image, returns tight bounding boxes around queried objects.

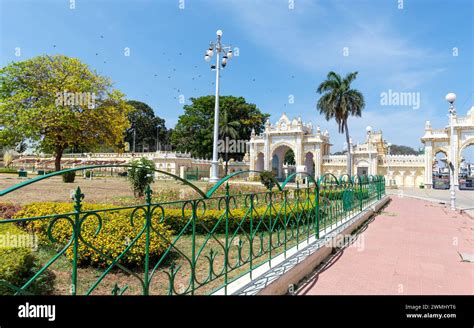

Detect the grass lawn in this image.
[0,173,213,205]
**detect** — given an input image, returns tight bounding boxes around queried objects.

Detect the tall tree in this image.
[219,109,240,175]
[171,95,269,159]
[0,55,133,171]
[316,71,365,176]
[284,149,295,165]
[125,100,168,152]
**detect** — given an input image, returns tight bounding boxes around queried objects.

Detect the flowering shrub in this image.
[0,223,55,295]
[0,203,22,219]
[14,202,172,268]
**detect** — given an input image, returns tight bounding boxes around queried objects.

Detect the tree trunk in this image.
[344,120,352,176]
[55,148,64,171]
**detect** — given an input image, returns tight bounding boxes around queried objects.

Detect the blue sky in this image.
[1,0,473,157]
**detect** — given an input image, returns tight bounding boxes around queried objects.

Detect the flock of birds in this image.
[51,34,299,107]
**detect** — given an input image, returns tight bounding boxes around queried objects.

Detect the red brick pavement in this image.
[297,197,474,295]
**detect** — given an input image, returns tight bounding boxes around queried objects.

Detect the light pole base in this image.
[209,161,220,183]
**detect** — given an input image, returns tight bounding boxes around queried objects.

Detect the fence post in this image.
[315,183,320,239]
[378,177,382,199]
[143,185,152,295]
[268,187,273,265]
[249,194,254,280]
[190,199,197,295]
[283,189,288,257]
[224,183,230,295]
[71,186,84,296]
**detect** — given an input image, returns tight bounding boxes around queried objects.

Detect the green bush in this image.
[14,202,172,268]
[259,171,276,191]
[0,167,17,174]
[319,188,369,200]
[128,157,156,198]
[0,223,55,295]
[159,202,317,235]
[62,171,76,183]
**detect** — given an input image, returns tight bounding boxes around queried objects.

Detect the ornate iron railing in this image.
[0,166,385,295]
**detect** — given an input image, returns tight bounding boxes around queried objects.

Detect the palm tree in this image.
[219,109,241,175]
[316,71,365,176]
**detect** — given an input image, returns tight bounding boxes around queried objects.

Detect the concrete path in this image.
[297,197,474,295]
[386,187,474,211]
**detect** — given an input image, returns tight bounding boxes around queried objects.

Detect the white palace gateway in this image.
[248,107,474,188]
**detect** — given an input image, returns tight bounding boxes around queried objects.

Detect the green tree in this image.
[171,95,269,159]
[219,109,240,175]
[389,144,420,155]
[127,157,156,198]
[316,71,365,176]
[284,149,295,165]
[0,55,133,171]
[125,100,168,152]
[259,171,276,191]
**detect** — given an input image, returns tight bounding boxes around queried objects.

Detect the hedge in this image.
[62,171,76,183]
[11,189,371,266]
[0,223,55,295]
[136,202,318,235]
[14,203,173,268]
[318,188,370,200]
[0,168,17,174]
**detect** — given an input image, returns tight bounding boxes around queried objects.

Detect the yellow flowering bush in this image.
[14,203,173,268]
[0,223,55,295]
[13,197,317,267]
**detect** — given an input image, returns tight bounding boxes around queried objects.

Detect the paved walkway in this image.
[297,197,474,295]
[387,187,474,211]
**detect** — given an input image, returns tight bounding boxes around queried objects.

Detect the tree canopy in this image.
[171,96,269,159]
[0,55,133,170]
[125,100,169,152]
[316,71,365,176]
[389,144,421,155]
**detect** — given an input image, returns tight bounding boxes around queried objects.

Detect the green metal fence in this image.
[184,168,209,181]
[0,166,385,295]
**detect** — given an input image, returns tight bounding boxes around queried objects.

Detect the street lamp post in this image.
[205,29,234,182]
[387,142,392,186]
[366,126,372,176]
[446,92,457,210]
